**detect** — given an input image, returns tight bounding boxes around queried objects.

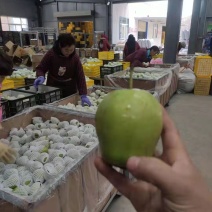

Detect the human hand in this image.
[95,108,212,212]
[0,142,16,164]
[142,62,150,67]
[81,95,91,106]
[33,76,45,89]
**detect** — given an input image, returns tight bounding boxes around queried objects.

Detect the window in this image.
[119,17,129,40]
[0,16,28,32]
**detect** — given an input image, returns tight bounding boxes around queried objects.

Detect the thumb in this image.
[127,157,182,194]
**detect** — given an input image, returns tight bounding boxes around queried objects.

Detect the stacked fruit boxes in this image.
[194,56,212,95]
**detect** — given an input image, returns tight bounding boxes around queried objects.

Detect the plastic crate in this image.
[194,56,212,77]
[87,60,103,66]
[194,77,211,95]
[1,79,14,91]
[100,65,123,78]
[9,77,25,88]
[1,90,37,117]
[16,85,62,104]
[86,79,94,88]
[120,62,130,70]
[0,100,9,120]
[98,51,114,60]
[25,78,36,86]
[83,64,100,77]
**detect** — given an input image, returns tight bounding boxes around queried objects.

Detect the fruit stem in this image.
[129,66,133,89]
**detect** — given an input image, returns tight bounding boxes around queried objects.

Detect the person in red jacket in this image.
[98,34,110,51]
[125,46,160,67]
[34,33,91,106]
[123,34,140,59]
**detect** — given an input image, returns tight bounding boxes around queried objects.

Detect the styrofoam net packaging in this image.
[0,106,116,211]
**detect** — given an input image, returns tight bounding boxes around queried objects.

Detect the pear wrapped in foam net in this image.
[70,119,79,126]
[39,153,49,164]
[58,121,69,129]
[3,174,20,188]
[16,156,29,166]
[29,161,43,172]
[32,117,43,124]
[51,143,65,150]
[50,117,60,124]
[29,182,41,196]
[28,152,40,161]
[33,169,45,183]
[43,163,58,179]
[34,123,46,130]
[13,185,28,196]
[3,169,18,180]
[64,157,74,166]
[21,174,33,186]
[67,149,81,159]
[53,157,65,166]
[64,144,76,151]
[80,134,92,145]
[67,128,79,137]
[49,149,66,160]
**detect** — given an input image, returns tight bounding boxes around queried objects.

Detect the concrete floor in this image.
[106,94,212,212]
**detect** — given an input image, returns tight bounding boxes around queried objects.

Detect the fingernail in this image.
[127,156,140,171]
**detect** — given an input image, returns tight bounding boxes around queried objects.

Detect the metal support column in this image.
[196,0,208,52]
[163,0,183,64]
[188,0,202,54]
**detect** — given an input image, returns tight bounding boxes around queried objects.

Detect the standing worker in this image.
[98,34,110,51]
[34,34,91,106]
[0,50,17,164]
[177,41,186,55]
[125,46,160,68]
[123,34,140,59]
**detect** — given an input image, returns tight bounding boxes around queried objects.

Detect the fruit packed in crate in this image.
[55,86,158,115]
[6,68,36,88]
[1,79,14,91]
[86,57,103,66]
[0,115,98,205]
[83,64,100,77]
[98,51,114,60]
[1,90,37,117]
[16,85,62,105]
[100,62,123,78]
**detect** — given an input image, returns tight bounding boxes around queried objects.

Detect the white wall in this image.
[112,3,130,44]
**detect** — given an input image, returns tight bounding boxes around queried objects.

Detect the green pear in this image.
[95,89,162,168]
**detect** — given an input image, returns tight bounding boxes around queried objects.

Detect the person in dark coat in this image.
[98,34,110,51]
[123,34,140,58]
[125,46,160,67]
[34,33,91,106]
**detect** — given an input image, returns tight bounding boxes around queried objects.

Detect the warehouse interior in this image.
[0,0,212,211]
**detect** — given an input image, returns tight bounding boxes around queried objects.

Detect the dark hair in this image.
[126,34,136,55]
[57,33,76,48]
[0,50,14,76]
[149,46,160,53]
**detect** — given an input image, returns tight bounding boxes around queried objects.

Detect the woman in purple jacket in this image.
[125,46,160,68]
[34,33,91,106]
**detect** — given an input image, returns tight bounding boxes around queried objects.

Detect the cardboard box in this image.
[91,49,99,58]
[32,54,44,63]
[30,39,42,46]
[85,48,92,58]
[13,45,24,58]
[22,47,35,56]
[4,41,15,56]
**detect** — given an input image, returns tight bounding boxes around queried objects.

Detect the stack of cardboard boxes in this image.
[4,41,46,69]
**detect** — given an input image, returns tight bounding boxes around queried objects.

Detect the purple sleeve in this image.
[75,57,87,95]
[35,50,52,77]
